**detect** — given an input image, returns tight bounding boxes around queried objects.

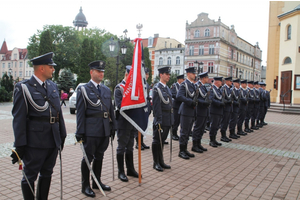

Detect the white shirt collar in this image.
[33,74,44,86]
[159,81,166,87]
[90,79,101,88]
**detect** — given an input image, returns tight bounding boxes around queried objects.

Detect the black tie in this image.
[42,82,47,93]
[97,85,101,96]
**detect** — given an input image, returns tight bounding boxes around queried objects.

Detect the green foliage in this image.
[0,73,14,102]
[76,38,94,84]
[143,47,152,85]
[56,69,76,93]
[153,72,177,88]
[38,30,53,55]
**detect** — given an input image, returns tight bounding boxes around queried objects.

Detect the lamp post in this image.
[109,30,130,85]
[8,67,12,76]
[194,60,204,74]
[239,70,243,79]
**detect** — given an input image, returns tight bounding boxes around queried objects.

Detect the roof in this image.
[73,6,88,27]
[155,47,185,52]
[278,4,300,18]
[0,40,8,54]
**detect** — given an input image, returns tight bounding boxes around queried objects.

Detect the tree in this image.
[38,30,53,55]
[76,38,94,84]
[56,69,76,94]
[143,47,152,85]
[0,72,14,102]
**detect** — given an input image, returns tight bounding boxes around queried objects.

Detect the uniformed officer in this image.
[244,81,255,133]
[237,80,248,136]
[262,83,270,125]
[152,66,173,171]
[135,67,150,150]
[257,82,266,127]
[76,60,117,197]
[170,74,184,141]
[209,77,224,147]
[192,71,210,153]
[115,65,139,182]
[252,81,260,129]
[11,52,67,200]
[177,66,197,159]
[228,79,242,139]
[220,77,233,142]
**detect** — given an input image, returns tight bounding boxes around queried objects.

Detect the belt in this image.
[29,116,59,124]
[162,109,173,113]
[86,112,109,119]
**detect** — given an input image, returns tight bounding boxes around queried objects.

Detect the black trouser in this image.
[179,115,194,145]
[192,115,207,141]
[221,111,231,132]
[238,108,246,128]
[209,114,222,137]
[60,100,66,106]
[229,111,238,131]
[172,108,180,133]
[245,104,254,126]
[83,136,109,163]
[117,128,136,155]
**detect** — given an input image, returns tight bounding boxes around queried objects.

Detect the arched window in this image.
[159,57,163,65]
[167,57,171,65]
[287,25,291,40]
[176,56,180,65]
[205,29,210,37]
[284,57,292,64]
[195,30,200,38]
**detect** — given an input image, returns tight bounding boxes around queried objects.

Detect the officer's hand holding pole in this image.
[76,134,85,143]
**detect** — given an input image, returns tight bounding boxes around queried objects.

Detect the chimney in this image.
[154,34,159,38]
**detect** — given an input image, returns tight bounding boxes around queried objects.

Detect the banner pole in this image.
[138,131,142,185]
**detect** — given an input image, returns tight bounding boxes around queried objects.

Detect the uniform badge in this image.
[53,90,56,92]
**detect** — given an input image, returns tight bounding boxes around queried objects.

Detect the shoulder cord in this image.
[198,86,207,98]
[156,87,170,104]
[232,89,239,100]
[254,89,260,99]
[21,84,49,112]
[247,88,254,98]
[114,85,124,110]
[212,86,222,100]
[175,83,179,93]
[81,86,102,108]
[224,86,231,99]
[184,82,194,98]
[240,88,246,99]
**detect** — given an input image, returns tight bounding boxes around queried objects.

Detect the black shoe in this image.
[36,177,51,200]
[21,181,35,200]
[81,161,96,197]
[191,140,203,153]
[229,130,238,139]
[251,126,259,130]
[135,138,145,150]
[152,144,163,171]
[126,152,139,178]
[158,145,171,169]
[209,136,218,147]
[91,160,111,191]
[172,131,179,141]
[164,141,169,145]
[237,131,247,136]
[221,130,231,142]
[262,122,268,125]
[215,140,222,146]
[244,128,251,133]
[141,137,150,149]
[198,140,207,151]
[178,145,189,159]
[117,154,128,182]
[221,137,230,142]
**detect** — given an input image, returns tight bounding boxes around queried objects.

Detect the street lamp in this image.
[8,67,12,76]
[239,70,243,79]
[194,60,204,74]
[109,30,130,85]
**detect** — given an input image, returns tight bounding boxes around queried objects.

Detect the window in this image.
[199,45,204,55]
[189,46,194,56]
[205,29,210,37]
[209,44,214,55]
[19,71,22,77]
[176,56,180,65]
[167,57,171,65]
[284,57,292,64]
[165,41,167,48]
[231,49,234,59]
[14,71,16,77]
[208,62,214,73]
[29,71,31,76]
[230,66,233,77]
[20,62,23,68]
[159,57,163,65]
[170,43,172,48]
[222,30,225,38]
[287,25,291,40]
[2,72,4,76]
[15,62,17,67]
[237,52,239,62]
[195,30,200,38]
[189,63,194,67]
[2,63,5,68]
[26,71,28,76]
[8,63,11,68]
[243,55,245,64]
[236,68,239,78]
[148,37,153,47]
[14,53,17,60]
[175,70,180,75]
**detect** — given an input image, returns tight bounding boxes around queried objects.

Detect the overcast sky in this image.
[0,0,270,65]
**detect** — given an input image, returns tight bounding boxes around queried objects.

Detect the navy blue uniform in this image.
[237,88,248,132]
[12,76,66,192]
[171,82,181,136]
[262,90,270,122]
[253,88,260,126]
[176,79,196,145]
[258,88,266,122]
[229,87,240,132]
[220,84,232,133]
[192,81,210,141]
[209,85,224,138]
[245,88,255,129]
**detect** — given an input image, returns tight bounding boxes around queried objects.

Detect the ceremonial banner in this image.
[120,38,149,134]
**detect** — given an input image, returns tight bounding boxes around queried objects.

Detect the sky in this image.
[0,0,270,65]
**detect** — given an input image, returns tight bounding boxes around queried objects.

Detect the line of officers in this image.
[10,51,271,199]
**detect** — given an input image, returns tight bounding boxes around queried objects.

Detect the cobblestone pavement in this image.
[1,103,300,199]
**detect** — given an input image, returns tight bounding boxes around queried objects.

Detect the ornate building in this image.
[185,13,262,81]
[0,40,31,81]
[73,6,88,30]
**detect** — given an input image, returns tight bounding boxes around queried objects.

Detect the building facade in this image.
[266,1,300,104]
[0,40,31,81]
[135,34,184,81]
[185,13,262,81]
[153,47,184,78]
